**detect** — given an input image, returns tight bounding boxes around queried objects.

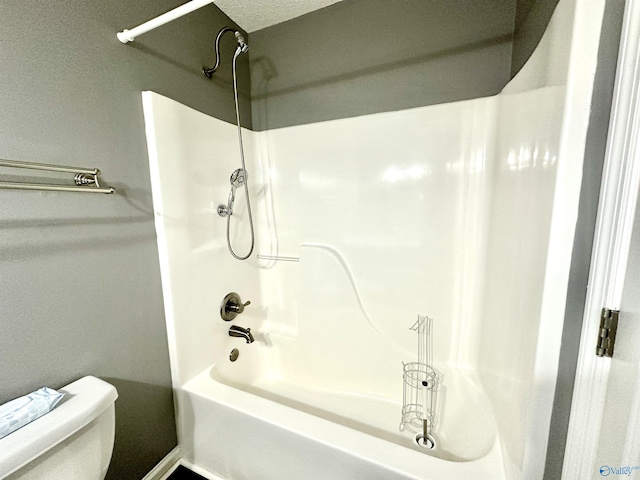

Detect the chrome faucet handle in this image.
[220,292,251,321]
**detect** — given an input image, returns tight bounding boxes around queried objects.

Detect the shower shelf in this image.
[257,254,300,262]
[400,314,439,448]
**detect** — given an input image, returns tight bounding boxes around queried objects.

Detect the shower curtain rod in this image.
[0,159,115,194]
[117,0,215,44]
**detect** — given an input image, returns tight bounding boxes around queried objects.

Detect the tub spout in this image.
[229,325,254,344]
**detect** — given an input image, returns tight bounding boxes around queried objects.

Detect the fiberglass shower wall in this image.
[144,0,603,476]
[253,86,564,471]
[248,0,579,475]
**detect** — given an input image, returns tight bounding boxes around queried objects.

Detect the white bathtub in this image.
[171,242,509,478]
[178,363,507,480]
[143,0,605,478]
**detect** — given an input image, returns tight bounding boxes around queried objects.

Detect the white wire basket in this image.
[399,315,439,447]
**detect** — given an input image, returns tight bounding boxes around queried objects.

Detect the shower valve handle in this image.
[228,300,251,313]
[220,292,251,321]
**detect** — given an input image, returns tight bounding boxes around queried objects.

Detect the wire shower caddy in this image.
[400,314,439,449]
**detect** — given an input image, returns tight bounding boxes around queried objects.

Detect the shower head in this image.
[234,31,249,53]
[218,169,246,218]
[230,168,247,189]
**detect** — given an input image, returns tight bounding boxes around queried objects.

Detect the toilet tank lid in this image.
[0,376,118,477]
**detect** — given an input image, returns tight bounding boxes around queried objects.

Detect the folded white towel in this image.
[0,387,64,439]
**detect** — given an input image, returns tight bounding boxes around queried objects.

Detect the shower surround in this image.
[143,0,605,478]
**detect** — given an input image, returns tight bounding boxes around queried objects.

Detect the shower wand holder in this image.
[217,168,247,217]
[217,204,231,217]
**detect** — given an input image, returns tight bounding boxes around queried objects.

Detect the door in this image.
[563,0,640,478]
[593,212,640,477]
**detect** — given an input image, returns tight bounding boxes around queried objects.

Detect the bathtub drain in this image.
[414,433,435,450]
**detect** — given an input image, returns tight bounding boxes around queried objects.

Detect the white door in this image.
[563,1,640,478]
[592,212,640,476]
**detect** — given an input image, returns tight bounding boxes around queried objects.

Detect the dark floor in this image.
[166,465,209,480]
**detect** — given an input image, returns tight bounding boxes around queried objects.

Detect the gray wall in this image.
[511,0,561,77]
[0,1,249,478]
[249,0,517,131]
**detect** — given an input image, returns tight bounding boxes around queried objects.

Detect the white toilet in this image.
[0,376,118,480]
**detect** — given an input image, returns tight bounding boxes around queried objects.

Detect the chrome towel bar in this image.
[0,159,115,194]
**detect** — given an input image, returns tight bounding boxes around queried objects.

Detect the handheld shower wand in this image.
[204,26,255,260]
[217,169,246,217]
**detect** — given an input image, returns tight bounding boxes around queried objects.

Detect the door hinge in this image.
[596,308,619,358]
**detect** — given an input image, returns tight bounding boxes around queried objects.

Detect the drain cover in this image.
[414,433,435,449]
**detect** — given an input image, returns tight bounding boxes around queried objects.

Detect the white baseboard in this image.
[179,459,227,480]
[142,446,181,480]
[142,447,226,480]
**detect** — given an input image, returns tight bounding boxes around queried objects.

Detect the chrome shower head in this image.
[230,168,247,189]
[218,169,246,218]
[235,31,249,53]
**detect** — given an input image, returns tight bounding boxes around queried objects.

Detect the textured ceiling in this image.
[213,0,343,33]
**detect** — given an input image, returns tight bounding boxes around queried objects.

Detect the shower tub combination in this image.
[143,0,606,478]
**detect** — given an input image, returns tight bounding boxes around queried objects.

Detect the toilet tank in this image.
[0,376,118,480]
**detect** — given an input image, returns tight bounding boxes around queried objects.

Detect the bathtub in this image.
[170,241,511,479]
[143,0,605,477]
[206,349,496,462]
[178,360,508,480]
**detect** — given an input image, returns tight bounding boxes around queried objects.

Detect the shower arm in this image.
[203,28,248,78]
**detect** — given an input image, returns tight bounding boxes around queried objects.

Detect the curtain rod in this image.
[117,0,215,44]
